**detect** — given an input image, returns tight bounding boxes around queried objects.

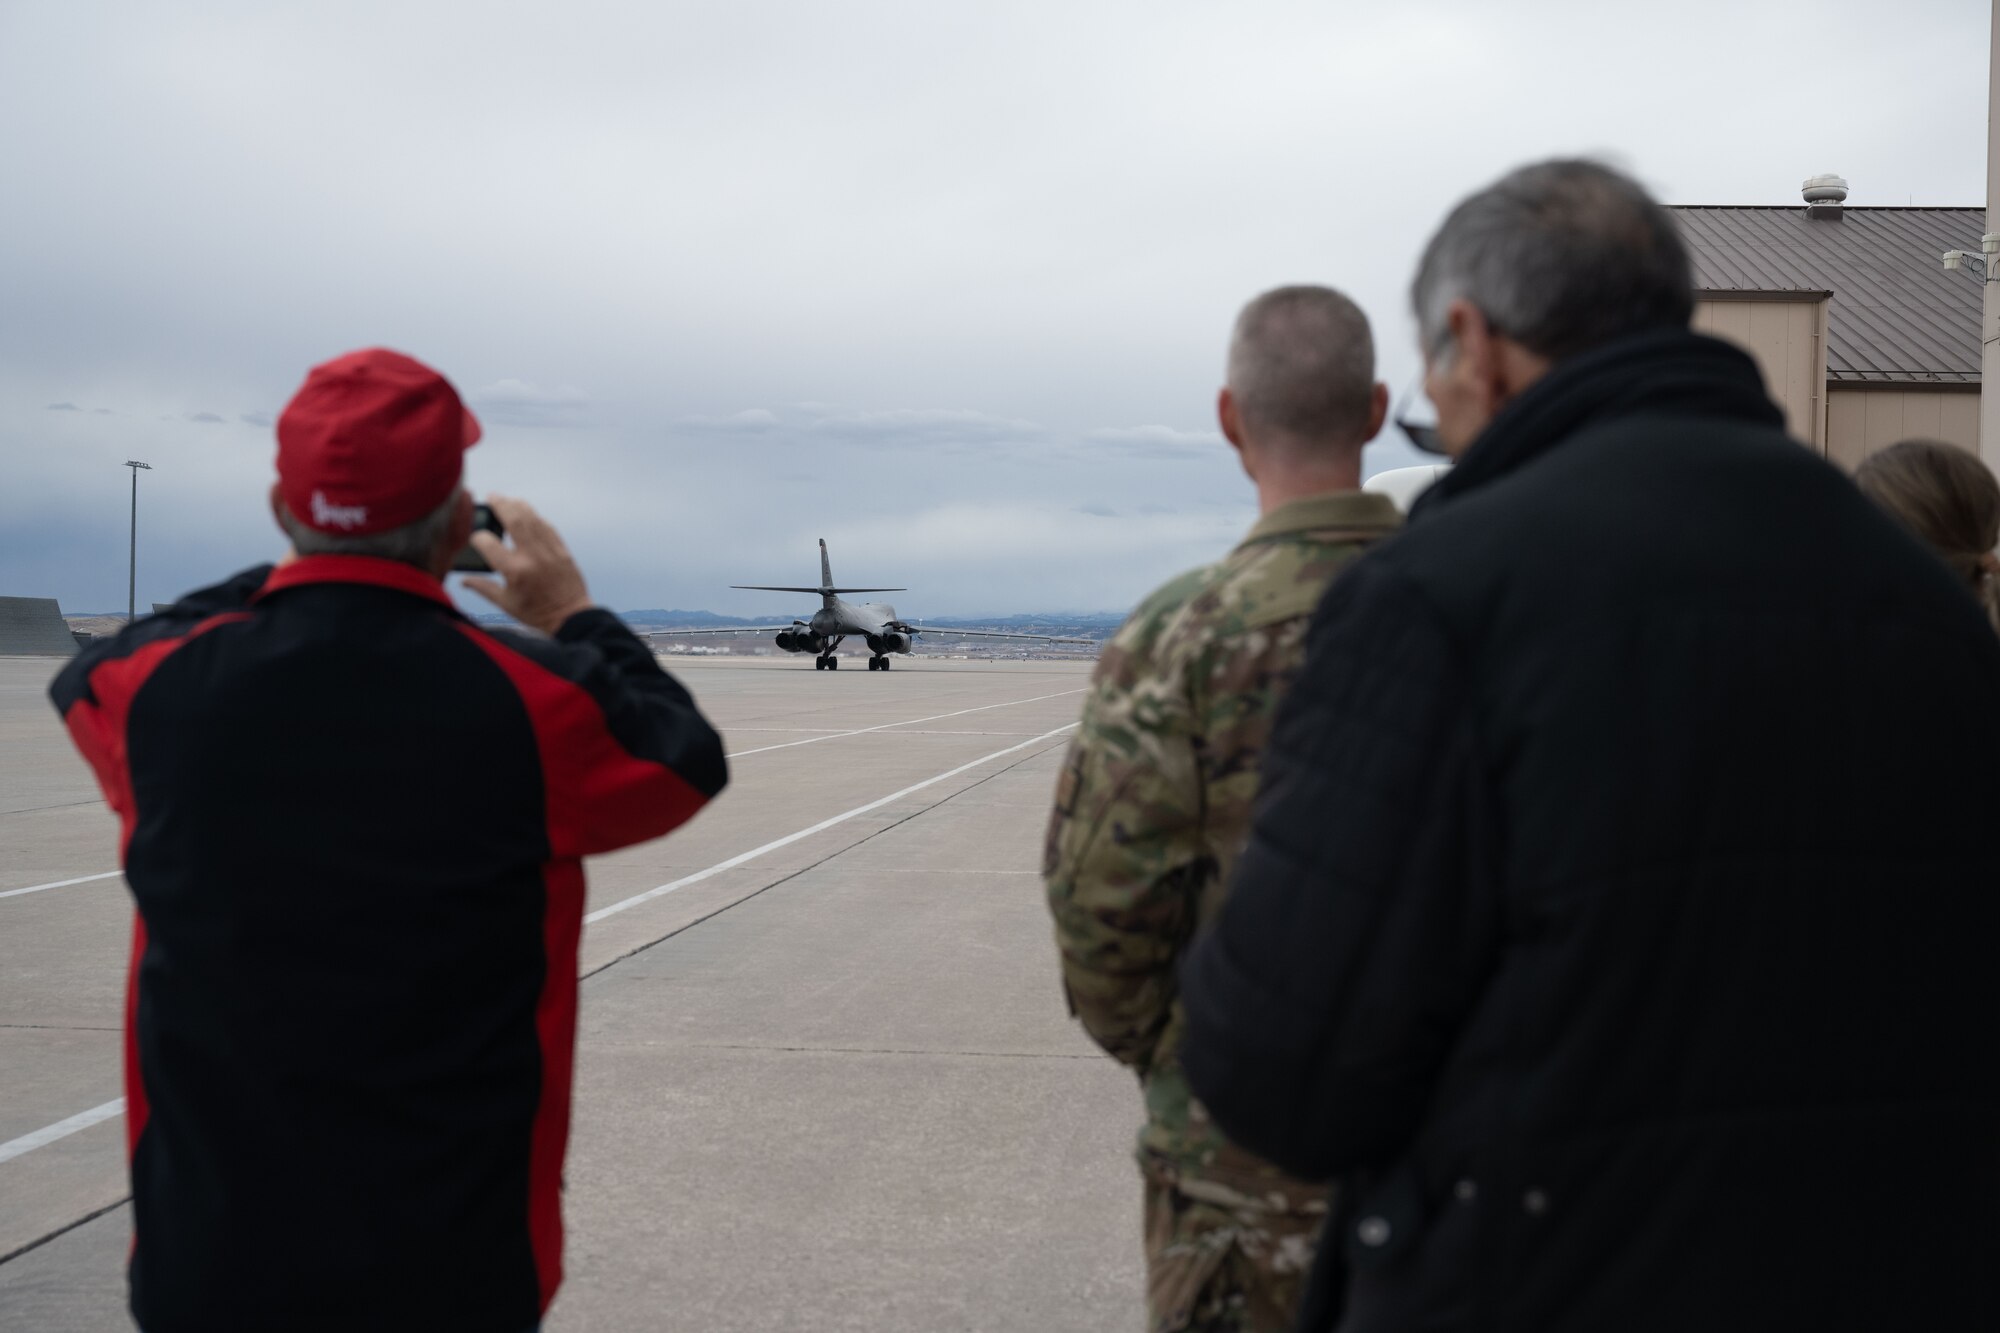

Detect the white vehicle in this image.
[1364,464,1452,514]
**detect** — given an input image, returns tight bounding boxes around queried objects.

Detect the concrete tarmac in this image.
[0,651,1145,1330]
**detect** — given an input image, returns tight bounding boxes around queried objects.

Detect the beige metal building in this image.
[1671,183,1985,470]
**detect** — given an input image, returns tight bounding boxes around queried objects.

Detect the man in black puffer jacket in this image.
[1179,159,2000,1332]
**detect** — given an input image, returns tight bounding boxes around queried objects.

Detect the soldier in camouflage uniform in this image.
[1045,286,1400,1333]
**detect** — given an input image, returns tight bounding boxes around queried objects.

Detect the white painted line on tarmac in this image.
[0,1098,124,1166]
[722,688,1083,759]
[0,870,122,900]
[587,721,1077,925]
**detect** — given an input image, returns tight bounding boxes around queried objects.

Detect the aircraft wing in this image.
[643,625,799,637]
[913,627,1099,644]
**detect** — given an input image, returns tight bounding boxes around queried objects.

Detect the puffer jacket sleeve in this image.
[1178,556,1501,1181]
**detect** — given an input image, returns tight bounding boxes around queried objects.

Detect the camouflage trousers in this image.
[1141,1154,1328,1333]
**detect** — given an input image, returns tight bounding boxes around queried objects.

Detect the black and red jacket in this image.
[50,555,728,1333]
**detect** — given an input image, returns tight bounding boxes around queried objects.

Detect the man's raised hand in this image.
[461,495,596,635]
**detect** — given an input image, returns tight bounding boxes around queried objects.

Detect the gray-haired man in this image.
[1182,161,2000,1330]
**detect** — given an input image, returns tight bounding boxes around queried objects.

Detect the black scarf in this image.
[1409,328,1786,524]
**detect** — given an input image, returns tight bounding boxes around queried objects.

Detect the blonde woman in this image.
[1855,439,2000,632]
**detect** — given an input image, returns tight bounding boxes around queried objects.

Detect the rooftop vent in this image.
[1803,173,1849,221]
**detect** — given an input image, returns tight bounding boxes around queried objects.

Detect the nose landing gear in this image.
[815,654,840,670]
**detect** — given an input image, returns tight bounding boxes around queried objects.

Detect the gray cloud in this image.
[1077,504,1118,517]
[676,408,780,432]
[1086,425,1220,448]
[807,408,1047,448]
[46,401,79,411]
[186,411,226,424]
[239,411,273,428]
[1083,424,1222,460]
[465,379,589,427]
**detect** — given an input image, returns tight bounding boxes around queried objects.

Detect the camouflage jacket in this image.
[1043,490,1400,1202]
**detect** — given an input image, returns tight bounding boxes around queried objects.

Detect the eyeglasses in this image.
[1392,376,1447,457]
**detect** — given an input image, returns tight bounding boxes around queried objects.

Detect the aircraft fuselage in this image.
[799,596,914,661]
[810,598,897,642]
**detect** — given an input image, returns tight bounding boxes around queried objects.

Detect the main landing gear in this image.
[814,654,892,671]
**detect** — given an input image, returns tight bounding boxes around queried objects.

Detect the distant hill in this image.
[921,613,1125,627]
[64,615,130,638]
[617,609,768,627]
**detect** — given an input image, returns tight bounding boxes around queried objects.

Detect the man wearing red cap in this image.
[50,348,728,1333]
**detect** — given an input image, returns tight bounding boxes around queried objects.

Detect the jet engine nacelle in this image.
[774,628,824,654]
[865,632,911,656]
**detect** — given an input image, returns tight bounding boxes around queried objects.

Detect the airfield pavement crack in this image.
[579,733,1070,984]
[0,799,103,818]
[0,1196,129,1271]
[0,1023,120,1032]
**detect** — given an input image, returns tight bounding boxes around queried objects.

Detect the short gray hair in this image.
[279,488,462,568]
[1412,159,1693,363]
[1226,285,1376,442]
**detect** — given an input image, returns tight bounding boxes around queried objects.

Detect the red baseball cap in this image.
[276,348,482,536]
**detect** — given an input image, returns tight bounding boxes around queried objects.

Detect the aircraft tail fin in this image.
[813,540,902,593]
[732,541,905,602]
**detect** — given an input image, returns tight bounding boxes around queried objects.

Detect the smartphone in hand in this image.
[451,503,507,573]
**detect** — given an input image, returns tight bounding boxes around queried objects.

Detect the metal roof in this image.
[1670,206,1986,385]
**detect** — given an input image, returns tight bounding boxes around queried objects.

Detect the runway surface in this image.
[0,652,1144,1330]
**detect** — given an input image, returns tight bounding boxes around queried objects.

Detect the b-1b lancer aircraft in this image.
[653,539,1095,671]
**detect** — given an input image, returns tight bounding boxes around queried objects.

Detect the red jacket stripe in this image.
[528,860,584,1308]
[122,916,149,1155]
[61,613,250,1163]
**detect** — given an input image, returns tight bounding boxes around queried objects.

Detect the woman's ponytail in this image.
[1855,440,2000,635]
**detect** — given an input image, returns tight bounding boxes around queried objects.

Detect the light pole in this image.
[1986,0,2000,468]
[124,460,152,622]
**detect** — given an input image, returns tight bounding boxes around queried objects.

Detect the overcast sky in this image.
[2,1,1989,616]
